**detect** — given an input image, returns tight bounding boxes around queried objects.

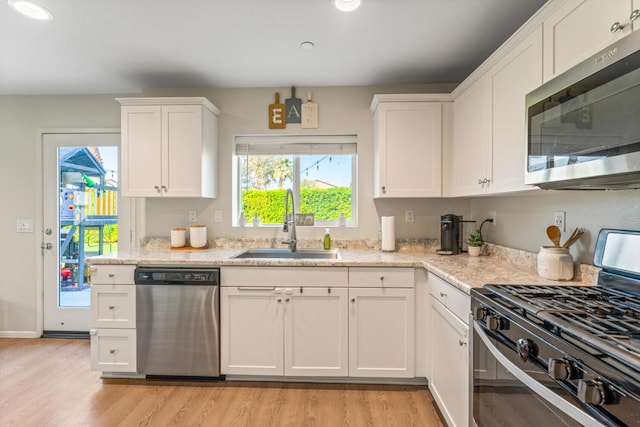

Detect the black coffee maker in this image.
[437,214,461,255]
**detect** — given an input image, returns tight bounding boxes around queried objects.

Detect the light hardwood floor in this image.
[0,338,445,427]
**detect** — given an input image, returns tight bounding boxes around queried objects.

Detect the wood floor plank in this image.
[0,339,445,426]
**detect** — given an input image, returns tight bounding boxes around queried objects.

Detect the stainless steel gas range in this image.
[471,229,640,427]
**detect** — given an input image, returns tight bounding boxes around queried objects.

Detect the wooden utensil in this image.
[546,225,561,247]
[561,227,579,248]
[285,86,302,124]
[562,228,584,248]
[269,92,286,129]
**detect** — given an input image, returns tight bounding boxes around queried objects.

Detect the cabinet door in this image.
[220,287,284,375]
[284,287,348,376]
[488,26,543,194]
[162,105,205,197]
[349,288,414,378]
[91,285,136,329]
[90,328,137,373]
[374,102,442,197]
[429,297,469,427]
[543,0,632,81]
[120,105,162,197]
[450,76,492,196]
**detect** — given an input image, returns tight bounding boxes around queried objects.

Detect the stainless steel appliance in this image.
[437,214,462,255]
[525,29,640,190]
[135,266,221,377]
[471,229,640,426]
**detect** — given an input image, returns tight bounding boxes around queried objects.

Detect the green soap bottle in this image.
[323,228,331,250]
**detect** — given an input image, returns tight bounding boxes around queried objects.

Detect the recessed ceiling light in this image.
[300,41,315,50]
[334,0,361,12]
[7,0,53,21]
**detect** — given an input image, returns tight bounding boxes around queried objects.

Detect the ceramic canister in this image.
[170,228,186,248]
[190,225,207,248]
[537,246,574,281]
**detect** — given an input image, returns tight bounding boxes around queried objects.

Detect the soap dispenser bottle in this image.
[323,228,331,250]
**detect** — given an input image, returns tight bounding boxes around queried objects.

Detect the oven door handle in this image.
[473,320,605,427]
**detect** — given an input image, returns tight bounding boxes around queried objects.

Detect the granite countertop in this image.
[88,244,597,294]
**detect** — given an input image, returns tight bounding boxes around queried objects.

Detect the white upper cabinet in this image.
[489,25,543,194]
[118,97,220,198]
[449,26,543,196]
[543,0,639,81]
[371,95,450,198]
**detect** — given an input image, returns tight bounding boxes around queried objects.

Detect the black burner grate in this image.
[485,285,640,364]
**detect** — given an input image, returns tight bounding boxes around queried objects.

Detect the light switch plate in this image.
[188,210,198,223]
[214,210,222,223]
[17,219,34,233]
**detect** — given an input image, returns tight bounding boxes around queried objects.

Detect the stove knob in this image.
[516,338,537,362]
[548,358,575,380]
[486,315,507,330]
[578,379,606,406]
[473,307,487,321]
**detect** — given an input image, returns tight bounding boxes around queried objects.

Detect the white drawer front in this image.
[90,328,137,373]
[429,273,470,323]
[90,265,136,285]
[91,285,136,328]
[349,267,414,288]
[222,266,349,287]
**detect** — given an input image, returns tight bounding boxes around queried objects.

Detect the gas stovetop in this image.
[483,283,640,369]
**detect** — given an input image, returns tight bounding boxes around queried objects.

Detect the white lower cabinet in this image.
[349,287,415,378]
[220,286,349,376]
[429,290,470,427]
[90,328,137,372]
[89,264,137,373]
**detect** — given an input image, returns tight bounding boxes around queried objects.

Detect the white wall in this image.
[470,189,640,264]
[0,95,127,335]
[141,85,466,242]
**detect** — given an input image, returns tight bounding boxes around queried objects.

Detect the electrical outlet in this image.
[214,210,222,223]
[188,210,198,223]
[489,211,497,225]
[405,210,414,223]
[554,211,566,232]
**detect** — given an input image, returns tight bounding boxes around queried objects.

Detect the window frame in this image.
[232,134,358,228]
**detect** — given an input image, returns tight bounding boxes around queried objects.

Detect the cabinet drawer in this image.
[91,285,136,328]
[349,267,414,288]
[90,328,137,373]
[222,266,349,287]
[429,273,470,323]
[90,265,136,285]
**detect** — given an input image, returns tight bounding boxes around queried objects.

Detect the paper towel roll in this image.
[381,216,395,251]
[190,225,207,248]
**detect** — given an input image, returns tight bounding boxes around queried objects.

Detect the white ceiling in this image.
[0,0,548,95]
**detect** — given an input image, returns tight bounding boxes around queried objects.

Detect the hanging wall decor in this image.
[269,92,286,129]
[301,91,318,129]
[285,86,302,124]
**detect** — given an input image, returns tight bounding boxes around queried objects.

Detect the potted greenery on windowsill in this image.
[467,229,485,257]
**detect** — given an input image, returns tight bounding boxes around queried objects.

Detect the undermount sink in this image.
[231,248,341,260]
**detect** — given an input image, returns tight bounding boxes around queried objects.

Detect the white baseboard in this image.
[0,331,40,338]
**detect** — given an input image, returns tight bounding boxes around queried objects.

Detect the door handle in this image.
[41,242,53,250]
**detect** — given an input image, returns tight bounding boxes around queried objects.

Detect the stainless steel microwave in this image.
[525,29,640,190]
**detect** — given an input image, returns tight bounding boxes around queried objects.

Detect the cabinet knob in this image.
[89,329,97,336]
[478,179,483,185]
[277,298,282,302]
[351,298,356,303]
[440,292,447,297]
[381,186,386,193]
[108,273,115,278]
[379,276,384,281]
[109,349,117,354]
[161,185,168,193]
[108,305,115,310]
[285,298,290,302]
[631,9,640,22]
[154,185,160,192]
[611,21,625,32]
[458,339,466,346]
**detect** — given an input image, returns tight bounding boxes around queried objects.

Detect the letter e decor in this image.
[269,92,286,129]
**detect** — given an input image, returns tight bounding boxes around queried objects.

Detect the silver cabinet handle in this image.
[161,185,168,193]
[440,292,447,297]
[631,10,640,22]
[611,21,625,32]
[478,179,483,185]
[458,339,466,346]
[154,185,161,193]
[237,287,276,291]
[108,273,115,278]
[40,242,52,250]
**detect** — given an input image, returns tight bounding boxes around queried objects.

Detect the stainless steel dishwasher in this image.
[135,266,220,377]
